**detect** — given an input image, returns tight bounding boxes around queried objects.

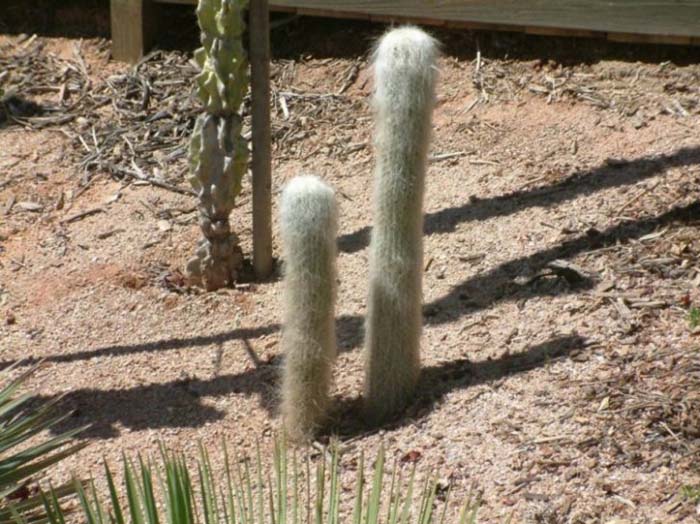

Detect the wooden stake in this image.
[110,0,156,63]
[249,0,274,279]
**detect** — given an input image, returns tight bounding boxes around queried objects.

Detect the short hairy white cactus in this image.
[279,175,338,441]
[363,26,439,423]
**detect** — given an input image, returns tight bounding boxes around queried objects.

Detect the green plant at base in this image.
[40,439,477,524]
[689,306,700,329]
[186,0,250,291]
[0,364,87,524]
[681,484,700,503]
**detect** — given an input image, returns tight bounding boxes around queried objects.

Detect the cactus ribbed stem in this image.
[187,0,249,290]
[363,27,439,423]
[279,175,338,441]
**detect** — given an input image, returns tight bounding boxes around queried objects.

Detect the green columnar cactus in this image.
[187,0,250,290]
[363,27,439,423]
[279,175,338,441]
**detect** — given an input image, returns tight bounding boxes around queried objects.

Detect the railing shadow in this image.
[43,356,280,439]
[0,325,278,372]
[42,333,585,439]
[5,200,699,373]
[326,334,588,438]
[6,175,698,438]
[338,146,700,254]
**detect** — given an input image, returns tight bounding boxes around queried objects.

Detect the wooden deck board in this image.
[153,0,700,38]
[113,0,700,62]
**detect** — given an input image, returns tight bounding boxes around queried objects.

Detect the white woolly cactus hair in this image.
[372,25,439,115]
[279,175,338,442]
[364,26,439,423]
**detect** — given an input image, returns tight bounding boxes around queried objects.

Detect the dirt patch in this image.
[2,15,700,524]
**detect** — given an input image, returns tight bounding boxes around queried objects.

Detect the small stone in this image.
[6,311,16,325]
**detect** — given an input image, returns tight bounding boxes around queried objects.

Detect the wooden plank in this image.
[151,0,700,41]
[262,0,700,38]
[525,25,602,39]
[607,31,693,45]
[249,0,274,279]
[294,7,370,20]
[111,0,156,63]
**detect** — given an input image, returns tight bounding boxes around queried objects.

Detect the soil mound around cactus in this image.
[2,19,700,523]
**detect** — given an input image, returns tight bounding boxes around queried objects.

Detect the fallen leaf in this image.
[400,450,422,464]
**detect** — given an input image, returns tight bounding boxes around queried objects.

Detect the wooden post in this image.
[110,0,156,63]
[249,0,274,279]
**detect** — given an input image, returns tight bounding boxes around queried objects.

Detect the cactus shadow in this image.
[326,333,587,439]
[338,146,700,255]
[41,359,280,439]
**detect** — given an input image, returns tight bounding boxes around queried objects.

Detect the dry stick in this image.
[429,151,468,163]
[61,207,104,224]
[122,161,195,197]
[617,181,661,215]
[250,0,274,279]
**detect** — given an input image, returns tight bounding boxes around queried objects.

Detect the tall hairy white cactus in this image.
[364,27,439,423]
[279,175,338,441]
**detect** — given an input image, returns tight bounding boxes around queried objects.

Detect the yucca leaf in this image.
[138,457,159,524]
[75,479,101,524]
[266,472,275,524]
[291,451,299,524]
[399,466,416,524]
[104,460,125,524]
[305,457,311,524]
[365,446,384,524]
[1,482,78,520]
[241,459,255,524]
[386,461,399,524]
[222,442,239,524]
[0,442,87,488]
[123,456,146,524]
[417,478,437,524]
[255,444,264,524]
[351,451,364,524]
[198,444,218,524]
[274,439,286,524]
[325,448,339,524]
[313,454,325,524]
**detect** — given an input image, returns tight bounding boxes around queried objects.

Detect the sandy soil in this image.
[2,16,700,524]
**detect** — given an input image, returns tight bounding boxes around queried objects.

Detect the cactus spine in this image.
[279,176,338,441]
[363,27,439,422]
[187,0,249,290]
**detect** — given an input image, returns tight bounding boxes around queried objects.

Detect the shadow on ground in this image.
[5,151,697,437]
[338,146,700,254]
[44,333,585,439]
[327,333,588,439]
[4,190,699,365]
[34,198,700,437]
[0,325,278,371]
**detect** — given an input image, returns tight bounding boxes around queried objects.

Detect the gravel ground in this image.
[1,14,700,523]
